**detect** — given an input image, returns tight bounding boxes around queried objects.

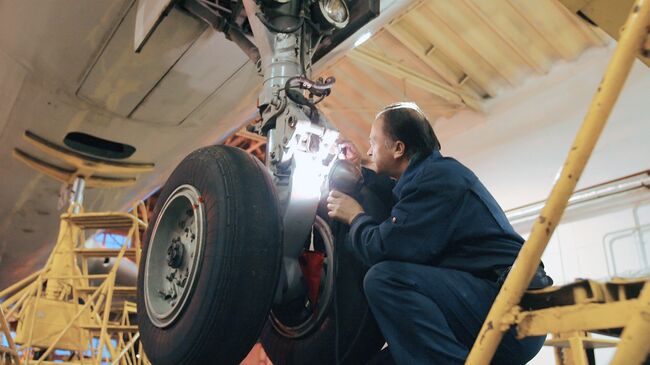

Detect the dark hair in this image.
[376,102,441,160]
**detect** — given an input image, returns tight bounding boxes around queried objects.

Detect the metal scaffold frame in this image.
[1,306,21,365]
[1,132,155,364]
[0,196,151,365]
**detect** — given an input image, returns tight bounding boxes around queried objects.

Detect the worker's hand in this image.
[327,190,364,225]
[336,138,362,168]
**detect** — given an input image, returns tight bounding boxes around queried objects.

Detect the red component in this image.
[299,250,325,311]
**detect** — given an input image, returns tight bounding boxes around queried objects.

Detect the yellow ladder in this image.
[518,278,647,365]
[466,0,650,364]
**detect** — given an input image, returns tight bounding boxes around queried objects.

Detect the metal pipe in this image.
[466,1,650,363]
[506,171,650,226]
[603,229,635,277]
[0,269,41,300]
[110,332,141,365]
[632,202,650,270]
[603,224,650,277]
[0,306,21,365]
[69,177,86,214]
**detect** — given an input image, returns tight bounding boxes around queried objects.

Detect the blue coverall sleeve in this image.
[348,178,465,266]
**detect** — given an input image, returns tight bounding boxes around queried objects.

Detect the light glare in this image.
[354,31,372,48]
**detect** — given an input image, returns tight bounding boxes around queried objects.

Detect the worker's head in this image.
[368,102,440,177]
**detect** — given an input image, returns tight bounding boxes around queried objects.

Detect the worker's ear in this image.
[393,140,406,159]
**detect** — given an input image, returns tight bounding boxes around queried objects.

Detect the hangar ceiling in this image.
[318,0,609,155]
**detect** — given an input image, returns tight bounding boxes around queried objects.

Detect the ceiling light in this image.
[315,0,350,30]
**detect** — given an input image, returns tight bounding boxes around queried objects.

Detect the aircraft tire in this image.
[260,184,390,365]
[137,145,283,365]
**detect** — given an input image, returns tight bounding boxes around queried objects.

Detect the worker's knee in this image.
[363,262,477,306]
[363,261,410,301]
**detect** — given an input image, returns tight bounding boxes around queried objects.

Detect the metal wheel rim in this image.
[144,184,205,328]
[270,215,335,338]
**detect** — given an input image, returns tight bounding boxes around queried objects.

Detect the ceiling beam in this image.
[348,48,484,112]
[385,24,484,95]
[459,0,549,75]
[335,61,399,108]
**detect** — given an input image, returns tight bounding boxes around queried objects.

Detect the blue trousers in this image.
[363,261,545,365]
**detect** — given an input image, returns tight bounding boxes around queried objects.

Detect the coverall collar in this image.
[393,150,442,197]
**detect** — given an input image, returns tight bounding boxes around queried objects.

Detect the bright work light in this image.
[316,0,350,29]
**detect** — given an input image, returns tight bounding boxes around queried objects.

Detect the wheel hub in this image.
[144,184,205,328]
[166,239,185,269]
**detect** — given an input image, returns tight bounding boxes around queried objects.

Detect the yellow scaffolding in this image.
[1,132,154,364]
[0,202,151,364]
[466,0,650,364]
[1,306,21,365]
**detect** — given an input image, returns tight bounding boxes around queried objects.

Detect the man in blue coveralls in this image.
[326,102,551,364]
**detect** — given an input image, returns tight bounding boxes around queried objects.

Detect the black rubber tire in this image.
[137,146,283,365]
[260,182,392,365]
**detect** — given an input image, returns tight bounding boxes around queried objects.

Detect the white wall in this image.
[437,44,650,211]
[436,43,650,364]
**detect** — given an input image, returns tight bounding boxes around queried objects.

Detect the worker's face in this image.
[367,118,398,176]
